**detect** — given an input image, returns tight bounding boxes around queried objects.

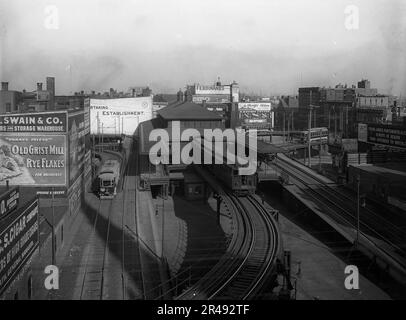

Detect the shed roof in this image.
[158,101,223,121]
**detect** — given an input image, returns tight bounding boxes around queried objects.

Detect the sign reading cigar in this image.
[0,112,67,133]
[0,135,67,186]
[0,199,39,295]
[0,187,19,219]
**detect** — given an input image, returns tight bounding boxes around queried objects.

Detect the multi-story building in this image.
[187,79,240,104]
[297,80,394,138]
[0,82,23,113]
[185,79,240,128]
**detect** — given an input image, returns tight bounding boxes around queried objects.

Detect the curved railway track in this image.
[177,190,280,300]
[273,154,406,262]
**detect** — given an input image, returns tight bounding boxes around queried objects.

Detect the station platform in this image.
[262,191,391,300]
[274,155,406,285]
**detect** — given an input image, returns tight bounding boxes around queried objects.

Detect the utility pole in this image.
[161,198,165,259]
[51,187,56,265]
[319,128,322,172]
[356,174,360,245]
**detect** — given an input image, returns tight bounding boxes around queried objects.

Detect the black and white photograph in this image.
[0,0,406,309]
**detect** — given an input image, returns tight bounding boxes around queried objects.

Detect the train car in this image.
[292,127,328,144]
[201,139,257,196]
[207,162,257,196]
[97,159,121,199]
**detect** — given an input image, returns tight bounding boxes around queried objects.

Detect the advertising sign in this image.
[367,124,406,149]
[0,187,19,220]
[194,85,231,96]
[238,102,272,112]
[238,103,273,127]
[0,135,67,187]
[0,199,39,295]
[84,98,91,135]
[90,97,153,136]
[68,111,86,187]
[192,95,230,104]
[0,112,67,133]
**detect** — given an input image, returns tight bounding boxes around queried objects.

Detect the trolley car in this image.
[97,160,121,199]
[292,127,328,144]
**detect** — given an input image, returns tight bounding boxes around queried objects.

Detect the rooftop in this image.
[158,100,223,121]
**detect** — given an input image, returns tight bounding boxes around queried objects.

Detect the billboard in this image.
[0,187,19,219]
[367,124,406,149]
[68,111,87,187]
[90,97,153,136]
[192,95,230,104]
[0,199,39,295]
[0,112,67,133]
[238,102,272,112]
[238,103,273,127]
[0,135,67,187]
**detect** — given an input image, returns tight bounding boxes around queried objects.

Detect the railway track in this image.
[79,198,114,300]
[272,154,406,262]
[177,176,280,300]
[79,149,135,300]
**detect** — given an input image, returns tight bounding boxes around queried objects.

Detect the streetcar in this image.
[97,160,121,199]
[292,127,328,144]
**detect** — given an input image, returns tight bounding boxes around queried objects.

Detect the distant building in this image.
[186,78,240,104]
[0,82,22,113]
[297,80,394,138]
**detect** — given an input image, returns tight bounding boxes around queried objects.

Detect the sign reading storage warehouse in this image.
[0,112,67,133]
[0,199,39,295]
[90,97,153,136]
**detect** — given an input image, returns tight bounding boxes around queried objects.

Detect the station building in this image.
[137,98,224,200]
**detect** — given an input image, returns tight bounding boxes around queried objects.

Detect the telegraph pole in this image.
[356,174,360,245]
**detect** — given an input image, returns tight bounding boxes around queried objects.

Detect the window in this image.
[6,103,11,113]
[194,185,202,195]
[61,225,64,245]
[14,291,19,300]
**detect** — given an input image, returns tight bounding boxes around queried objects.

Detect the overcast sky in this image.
[0,0,405,95]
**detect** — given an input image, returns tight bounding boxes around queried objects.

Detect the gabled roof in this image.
[157,100,223,121]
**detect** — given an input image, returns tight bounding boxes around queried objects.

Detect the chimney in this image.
[1,82,8,91]
[37,83,43,91]
[46,77,55,110]
[177,89,184,102]
[184,90,192,102]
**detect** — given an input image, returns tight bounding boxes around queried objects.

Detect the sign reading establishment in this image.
[0,199,39,295]
[0,112,67,133]
[90,97,153,136]
[0,135,67,186]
